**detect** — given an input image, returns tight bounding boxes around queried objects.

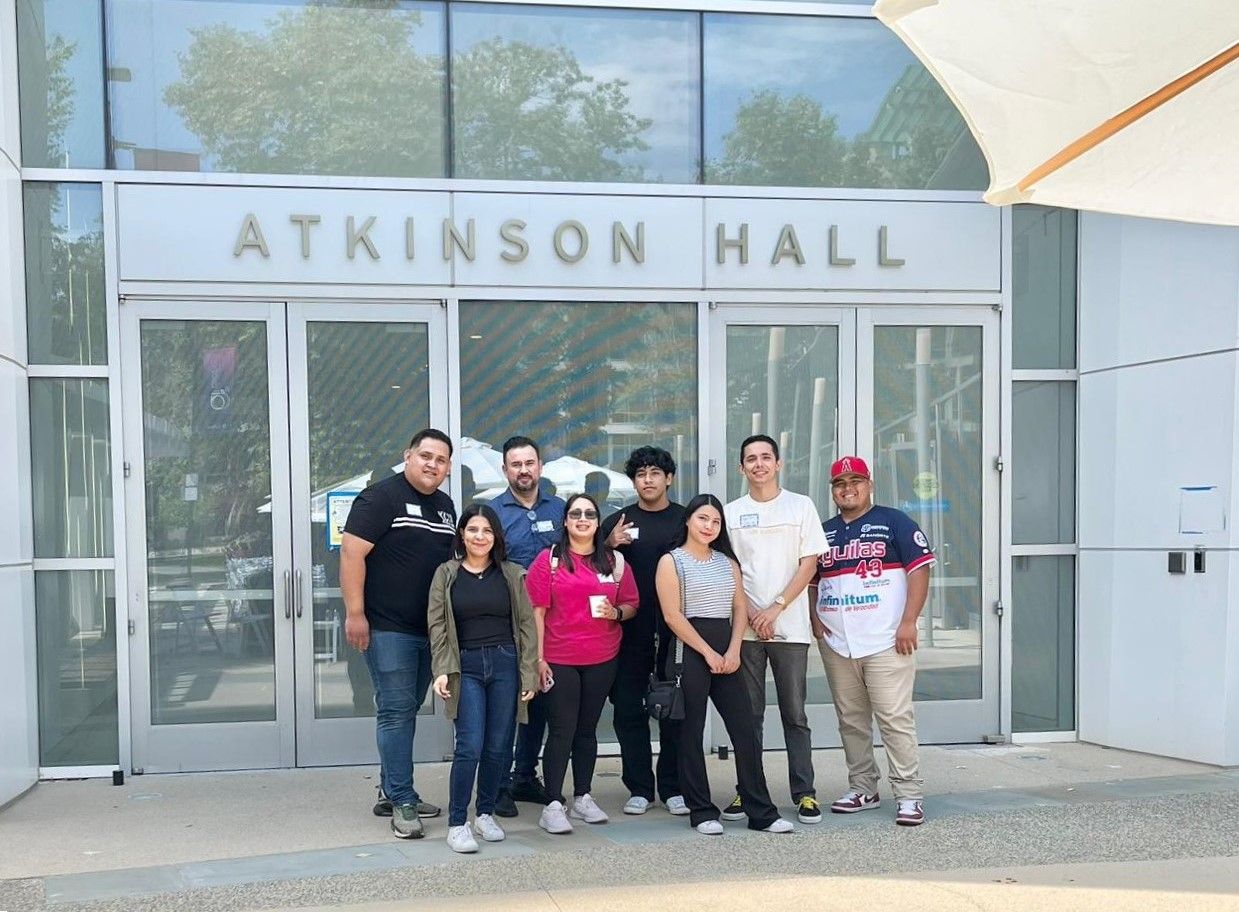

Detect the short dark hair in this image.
[502,436,541,461]
[623,446,676,480]
[452,503,507,563]
[739,433,778,463]
[408,427,453,456]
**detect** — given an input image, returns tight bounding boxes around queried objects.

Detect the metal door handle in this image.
[295,569,304,618]
[283,569,292,619]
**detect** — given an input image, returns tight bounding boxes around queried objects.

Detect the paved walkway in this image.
[1,743,1236,912]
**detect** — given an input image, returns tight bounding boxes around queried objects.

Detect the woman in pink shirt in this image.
[525,493,638,835]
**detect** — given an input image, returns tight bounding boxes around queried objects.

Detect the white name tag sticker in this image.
[534,520,555,533]
[739,513,759,528]
[597,573,616,584]
[627,526,640,540]
[405,504,421,516]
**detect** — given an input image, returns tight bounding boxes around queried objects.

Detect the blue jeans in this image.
[364,629,432,807]
[450,644,520,826]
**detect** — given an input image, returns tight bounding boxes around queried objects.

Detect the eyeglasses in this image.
[567,509,599,520]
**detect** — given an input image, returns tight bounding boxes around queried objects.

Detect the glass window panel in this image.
[36,570,119,766]
[451,5,700,183]
[459,301,697,509]
[17,0,107,168]
[23,183,108,366]
[305,321,430,720]
[1013,381,1076,545]
[873,326,983,700]
[704,14,986,189]
[30,379,113,559]
[1012,555,1075,732]
[726,324,839,708]
[106,0,446,176]
[139,319,276,724]
[1013,205,1078,370]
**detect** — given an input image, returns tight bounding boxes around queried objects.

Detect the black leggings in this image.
[541,658,619,804]
[677,618,779,830]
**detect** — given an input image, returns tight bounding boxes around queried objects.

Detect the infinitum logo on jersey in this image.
[822,539,888,567]
[822,593,881,611]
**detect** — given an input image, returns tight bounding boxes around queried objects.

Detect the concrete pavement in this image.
[0,743,1236,911]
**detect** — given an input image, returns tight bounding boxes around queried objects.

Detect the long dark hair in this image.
[553,493,614,575]
[452,503,507,563]
[672,493,739,564]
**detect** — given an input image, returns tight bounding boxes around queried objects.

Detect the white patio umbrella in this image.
[874,0,1239,225]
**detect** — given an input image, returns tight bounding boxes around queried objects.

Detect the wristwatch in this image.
[773,595,787,608]
[615,605,625,621]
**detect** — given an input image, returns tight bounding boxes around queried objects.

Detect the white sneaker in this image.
[472,813,505,842]
[539,800,573,834]
[762,818,795,834]
[623,795,650,815]
[446,824,478,853]
[570,793,609,824]
[696,819,724,835]
[664,795,690,816]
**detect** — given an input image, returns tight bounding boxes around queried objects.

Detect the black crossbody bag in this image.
[645,552,686,721]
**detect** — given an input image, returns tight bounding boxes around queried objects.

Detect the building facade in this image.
[1,0,1235,799]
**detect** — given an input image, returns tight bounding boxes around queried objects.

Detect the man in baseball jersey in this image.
[812,456,934,827]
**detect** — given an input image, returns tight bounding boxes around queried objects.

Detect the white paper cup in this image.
[589,595,610,618]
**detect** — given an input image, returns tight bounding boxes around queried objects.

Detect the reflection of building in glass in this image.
[858,64,988,190]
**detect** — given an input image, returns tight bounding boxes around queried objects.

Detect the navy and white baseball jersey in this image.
[815,505,935,659]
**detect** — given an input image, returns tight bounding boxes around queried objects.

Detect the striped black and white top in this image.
[671,548,736,620]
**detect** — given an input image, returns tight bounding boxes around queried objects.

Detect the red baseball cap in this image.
[830,456,871,481]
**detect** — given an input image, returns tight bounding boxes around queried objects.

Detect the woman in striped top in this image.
[655,494,792,835]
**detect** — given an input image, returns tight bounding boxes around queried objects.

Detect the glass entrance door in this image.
[709,304,1000,747]
[124,300,450,772]
[288,303,451,766]
[708,306,856,749]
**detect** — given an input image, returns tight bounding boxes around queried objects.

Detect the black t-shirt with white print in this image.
[343,472,456,637]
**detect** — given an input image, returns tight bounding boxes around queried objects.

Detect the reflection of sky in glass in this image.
[452,4,699,183]
[107,0,444,170]
[20,0,107,167]
[704,14,915,151]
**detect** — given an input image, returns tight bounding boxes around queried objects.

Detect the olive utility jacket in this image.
[427,559,539,723]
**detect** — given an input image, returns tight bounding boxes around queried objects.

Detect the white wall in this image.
[0,0,39,805]
[1078,212,1239,765]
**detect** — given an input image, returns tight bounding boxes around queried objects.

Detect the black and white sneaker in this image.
[721,794,745,821]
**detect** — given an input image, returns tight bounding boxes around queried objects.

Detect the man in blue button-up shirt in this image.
[491,436,565,817]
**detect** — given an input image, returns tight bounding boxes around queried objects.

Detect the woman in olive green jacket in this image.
[428,503,538,854]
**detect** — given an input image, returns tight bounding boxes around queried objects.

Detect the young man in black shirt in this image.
[342,428,456,839]
[601,446,689,817]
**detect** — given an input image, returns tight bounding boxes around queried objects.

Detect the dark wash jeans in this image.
[364,629,432,807]
[449,644,520,826]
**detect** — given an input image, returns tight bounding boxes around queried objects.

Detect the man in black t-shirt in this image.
[601,446,688,817]
[342,428,456,840]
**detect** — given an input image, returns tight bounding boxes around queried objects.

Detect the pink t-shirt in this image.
[525,548,639,666]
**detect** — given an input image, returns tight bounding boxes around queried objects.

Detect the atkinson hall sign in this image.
[116,185,1001,292]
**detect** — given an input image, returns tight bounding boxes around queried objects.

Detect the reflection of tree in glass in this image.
[710,67,985,190]
[453,39,651,181]
[163,2,444,176]
[40,36,77,166]
[24,186,107,365]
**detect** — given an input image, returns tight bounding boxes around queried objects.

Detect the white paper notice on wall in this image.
[1178,486,1227,534]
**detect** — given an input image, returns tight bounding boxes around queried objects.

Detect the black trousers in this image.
[541,658,619,804]
[611,646,680,802]
[677,618,779,830]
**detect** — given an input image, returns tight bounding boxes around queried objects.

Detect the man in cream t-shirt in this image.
[722,434,828,825]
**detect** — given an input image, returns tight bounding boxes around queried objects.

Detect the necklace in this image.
[463,561,490,580]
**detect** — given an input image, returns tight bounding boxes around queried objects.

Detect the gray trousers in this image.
[738,639,815,802]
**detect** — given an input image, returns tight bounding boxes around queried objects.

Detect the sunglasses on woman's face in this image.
[567,508,599,520]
